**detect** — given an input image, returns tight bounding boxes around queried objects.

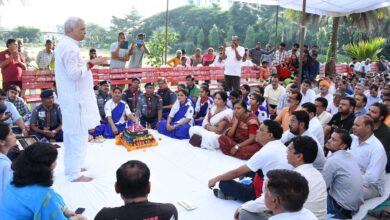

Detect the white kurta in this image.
[55,35,101,181]
[189,107,233,150]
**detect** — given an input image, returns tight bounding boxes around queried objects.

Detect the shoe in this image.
[213,188,236,200]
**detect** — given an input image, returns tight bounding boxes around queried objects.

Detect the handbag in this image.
[189,134,202,147]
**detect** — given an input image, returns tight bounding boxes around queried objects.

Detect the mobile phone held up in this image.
[75,208,85,215]
[136,39,143,45]
[120,41,129,50]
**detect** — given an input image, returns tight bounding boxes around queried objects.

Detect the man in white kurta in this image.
[55,17,107,182]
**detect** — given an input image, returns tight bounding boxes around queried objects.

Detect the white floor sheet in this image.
[52,130,390,220]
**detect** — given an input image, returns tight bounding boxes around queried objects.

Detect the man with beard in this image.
[349,115,387,200]
[5,84,31,124]
[324,97,356,139]
[275,91,301,132]
[281,110,325,171]
[123,78,142,113]
[367,102,390,173]
[323,129,364,219]
[316,80,333,105]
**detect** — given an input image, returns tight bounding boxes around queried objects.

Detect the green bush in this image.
[344,37,385,61]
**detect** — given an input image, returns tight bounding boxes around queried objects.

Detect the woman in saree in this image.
[202,47,215,66]
[157,89,194,139]
[0,142,86,220]
[189,91,233,150]
[89,86,138,139]
[193,85,214,126]
[219,100,262,159]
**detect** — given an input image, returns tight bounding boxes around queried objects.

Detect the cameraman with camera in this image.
[128,33,150,68]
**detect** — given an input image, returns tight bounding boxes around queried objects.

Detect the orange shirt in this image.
[275,107,291,131]
[166,57,181,67]
[385,115,390,127]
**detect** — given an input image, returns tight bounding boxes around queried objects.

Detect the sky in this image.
[0,0,188,31]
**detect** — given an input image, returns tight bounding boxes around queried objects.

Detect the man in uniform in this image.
[157,78,177,119]
[137,83,162,129]
[123,78,142,113]
[96,80,112,121]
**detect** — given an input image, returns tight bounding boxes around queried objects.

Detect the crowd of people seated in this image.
[1,34,390,219]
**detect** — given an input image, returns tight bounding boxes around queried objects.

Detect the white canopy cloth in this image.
[235,0,390,17]
[52,130,390,219]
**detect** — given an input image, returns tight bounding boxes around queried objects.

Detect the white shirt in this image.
[212,55,225,67]
[326,101,338,115]
[104,100,132,124]
[264,85,286,106]
[281,130,325,172]
[241,164,327,220]
[308,117,324,147]
[241,60,254,67]
[169,99,194,125]
[316,93,333,106]
[109,42,127,69]
[317,111,332,128]
[349,134,387,194]
[224,46,245,76]
[300,89,316,105]
[247,140,293,189]
[269,208,317,220]
[55,35,100,133]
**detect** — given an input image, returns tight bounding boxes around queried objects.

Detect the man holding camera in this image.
[110,32,130,69]
[0,39,27,91]
[128,33,150,68]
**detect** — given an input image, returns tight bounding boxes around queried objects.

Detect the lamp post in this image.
[164,0,169,65]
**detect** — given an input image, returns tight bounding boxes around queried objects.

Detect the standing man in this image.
[249,42,274,66]
[36,39,55,70]
[128,33,150,68]
[223,36,245,92]
[110,32,130,69]
[0,39,27,91]
[55,17,108,182]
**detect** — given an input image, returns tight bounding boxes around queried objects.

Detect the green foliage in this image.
[110,6,142,35]
[85,23,113,49]
[208,24,219,48]
[12,26,41,43]
[244,25,256,48]
[344,37,385,61]
[316,27,328,50]
[146,29,179,67]
[225,26,235,43]
[196,29,205,48]
[317,54,351,64]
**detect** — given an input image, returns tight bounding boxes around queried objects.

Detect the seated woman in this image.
[90,86,138,139]
[202,47,215,66]
[193,85,213,126]
[219,100,262,159]
[249,93,269,123]
[189,91,233,150]
[0,122,16,199]
[157,89,194,139]
[0,142,87,220]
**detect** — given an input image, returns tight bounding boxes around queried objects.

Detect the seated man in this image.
[5,84,31,126]
[136,83,162,129]
[209,120,292,202]
[157,78,177,119]
[157,89,194,139]
[324,96,356,139]
[30,89,63,142]
[95,160,178,220]
[237,136,327,220]
[349,115,387,200]
[323,129,364,219]
[123,78,142,113]
[90,86,138,139]
[301,102,325,147]
[248,169,317,220]
[96,80,112,121]
[0,89,28,136]
[185,75,199,105]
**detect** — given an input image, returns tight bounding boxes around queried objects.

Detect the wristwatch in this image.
[234,145,240,150]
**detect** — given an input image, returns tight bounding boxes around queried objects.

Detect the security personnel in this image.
[136,82,162,129]
[96,80,112,121]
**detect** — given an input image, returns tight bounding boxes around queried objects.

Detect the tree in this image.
[110,6,142,35]
[196,28,205,48]
[146,29,179,67]
[344,37,385,61]
[208,24,219,48]
[316,27,328,52]
[85,23,112,49]
[225,26,235,42]
[13,26,41,43]
[185,26,198,44]
[244,25,256,48]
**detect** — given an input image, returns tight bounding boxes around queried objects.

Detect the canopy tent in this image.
[235,0,390,17]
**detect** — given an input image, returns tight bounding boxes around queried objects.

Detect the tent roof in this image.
[235,0,390,17]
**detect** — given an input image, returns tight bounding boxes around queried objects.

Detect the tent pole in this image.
[274,5,279,49]
[298,0,306,87]
[164,0,169,65]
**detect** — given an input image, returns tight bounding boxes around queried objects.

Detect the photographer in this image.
[128,33,150,68]
[110,32,130,69]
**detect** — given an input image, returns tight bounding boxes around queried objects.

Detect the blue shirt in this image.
[0,153,12,200]
[2,101,21,126]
